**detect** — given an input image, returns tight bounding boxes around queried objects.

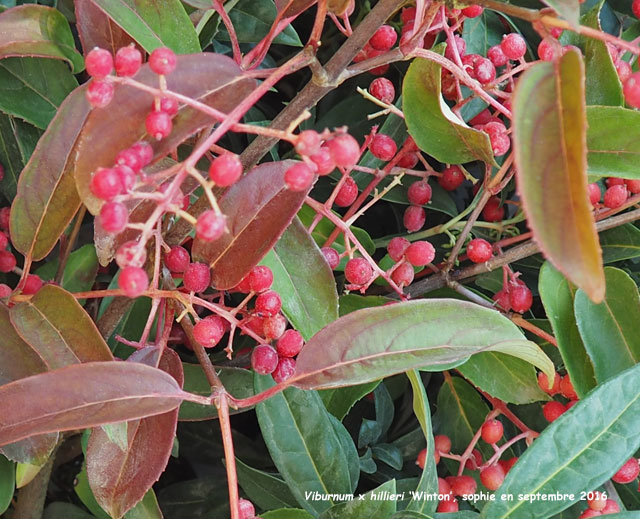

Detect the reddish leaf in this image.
[0,5,84,72]
[87,350,183,518]
[0,305,57,465]
[275,0,317,18]
[74,53,255,215]
[10,284,112,370]
[75,0,136,55]
[192,160,312,290]
[10,87,90,261]
[0,362,202,446]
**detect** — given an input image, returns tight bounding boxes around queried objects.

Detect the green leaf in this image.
[0,455,14,515]
[0,113,40,200]
[542,0,579,28]
[261,510,315,519]
[600,224,640,263]
[405,371,438,515]
[254,375,353,515]
[581,2,623,106]
[574,267,640,383]
[480,362,640,519]
[74,464,111,519]
[217,0,302,46]
[0,5,84,72]
[124,489,162,519]
[36,244,99,295]
[44,502,96,519]
[88,0,200,53]
[328,413,359,492]
[393,512,480,519]
[289,299,555,390]
[586,106,640,180]
[260,217,339,341]
[371,443,403,470]
[0,58,78,129]
[318,479,397,519]
[462,10,504,56]
[319,381,380,421]
[236,458,299,511]
[513,49,604,302]
[539,262,595,398]
[456,352,549,404]
[403,50,495,165]
[339,294,392,316]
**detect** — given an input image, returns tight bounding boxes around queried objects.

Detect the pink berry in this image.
[447,475,477,497]
[130,141,154,166]
[255,290,282,316]
[310,146,335,176]
[0,232,8,250]
[183,262,211,293]
[437,498,459,513]
[403,205,426,232]
[0,251,16,273]
[387,237,410,262]
[438,166,465,191]
[587,491,607,511]
[326,134,360,168]
[196,210,226,242]
[86,79,114,108]
[538,38,559,61]
[612,457,640,484]
[321,247,340,269]
[334,177,358,207]
[295,130,322,157]
[115,45,142,77]
[369,25,397,51]
[263,313,286,340]
[462,5,484,17]
[284,163,315,191]
[238,498,255,519]
[444,34,466,61]
[501,33,527,60]
[86,47,113,78]
[277,329,304,357]
[119,266,149,298]
[483,196,505,222]
[602,499,620,514]
[146,110,172,140]
[474,57,496,85]
[616,60,632,83]
[435,435,452,453]
[480,465,505,491]
[369,134,397,161]
[344,257,373,285]
[407,180,432,205]
[391,262,414,287]
[116,241,145,269]
[99,201,128,233]
[165,246,190,273]
[488,45,508,67]
[153,97,179,116]
[509,282,532,313]
[543,401,567,422]
[90,167,123,201]
[405,241,435,266]
[603,184,628,208]
[369,77,395,104]
[0,208,10,231]
[606,177,625,187]
[0,284,11,298]
[248,265,273,292]
[114,165,136,192]
[22,274,43,295]
[149,47,177,75]
[588,183,601,205]
[625,178,640,194]
[397,151,418,168]
[193,315,226,348]
[538,371,561,395]
[272,357,296,383]
[209,153,243,187]
[251,345,279,374]
[401,6,416,25]
[634,0,640,18]
[481,419,504,444]
[467,238,492,263]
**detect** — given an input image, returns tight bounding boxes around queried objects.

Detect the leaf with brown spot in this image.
[513,49,604,302]
[191,160,311,290]
[75,0,136,55]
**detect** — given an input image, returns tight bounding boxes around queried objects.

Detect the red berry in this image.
[438,166,465,191]
[86,79,114,108]
[612,457,640,484]
[295,130,321,157]
[462,5,484,17]
[481,419,504,444]
[445,35,466,61]
[559,375,577,400]
[248,266,273,292]
[369,77,395,104]
[345,257,373,285]
[272,357,296,383]
[149,47,177,75]
[538,371,561,395]
[146,110,172,140]
[500,456,518,473]
[0,232,8,250]
[99,201,128,233]
[407,180,432,205]
[494,287,510,311]
[183,262,211,293]
[501,33,527,60]
[437,497,459,513]
[285,163,315,191]
[487,45,508,68]
[193,315,226,348]
[403,205,426,232]
[542,401,567,422]
[251,345,279,374]
[416,448,427,469]
[397,151,418,168]
[165,246,190,273]
[196,210,226,242]
[480,464,505,490]
[86,47,113,78]
[623,72,640,108]
[391,262,414,287]
[238,498,255,519]
[470,109,493,126]
[603,184,628,208]
[0,207,10,231]
[578,510,601,518]
[616,60,632,84]
[263,313,287,340]
[479,121,511,156]
[116,241,145,269]
[467,238,492,263]
[310,146,335,176]
[90,167,123,201]
[155,97,179,116]
[538,38,560,61]
[277,329,304,357]
[625,178,640,194]
[321,247,340,269]
[119,266,149,298]
[130,141,154,167]
[447,475,477,497]
[0,251,16,273]
[509,282,532,313]
[326,134,360,168]
[369,25,397,51]
[387,237,410,262]
[475,57,497,85]
[434,435,452,454]
[588,183,601,205]
[255,290,282,317]
[115,45,142,77]
[334,177,358,207]
[369,134,397,161]
[606,177,625,187]
[438,477,451,495]
[587,491,607,511]
[114,165,136,192]
[602,499,620,513]
[209,153,243,187]
[405,241,435,266]
[22,274,43,295]
[0,284,11,298]
[634,0,640,18]
[483,196,505,221]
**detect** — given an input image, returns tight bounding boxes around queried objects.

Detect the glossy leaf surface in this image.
[75,0,136,55]
[0,113,41,200]
[236,458,299,511]
[0,455,14,515]
[317,479,397,519]
[513,49,604,302]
